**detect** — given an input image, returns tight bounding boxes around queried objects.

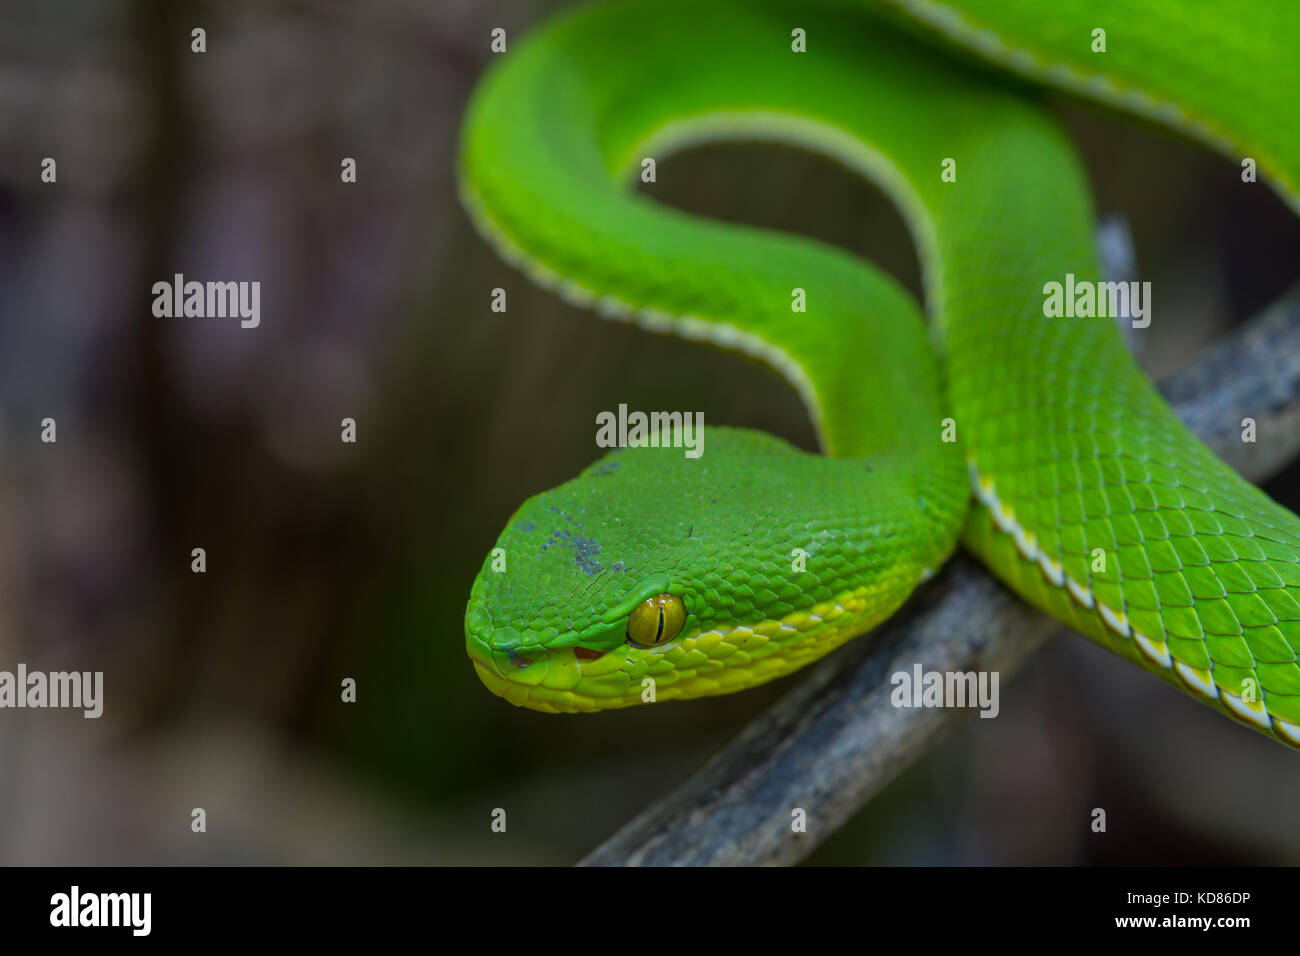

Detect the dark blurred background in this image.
[1,0,1299,865]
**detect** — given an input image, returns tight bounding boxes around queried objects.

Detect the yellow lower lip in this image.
[470,655,513,699]
[467,644,622,713]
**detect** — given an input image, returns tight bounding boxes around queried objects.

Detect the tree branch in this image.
[580,283,1300,867]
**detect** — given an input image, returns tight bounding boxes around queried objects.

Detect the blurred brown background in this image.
[1,0,1299,865]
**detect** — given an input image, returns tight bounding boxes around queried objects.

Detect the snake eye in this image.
[626,593,686,647]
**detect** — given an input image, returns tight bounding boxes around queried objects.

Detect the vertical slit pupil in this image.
[655,606,665,642]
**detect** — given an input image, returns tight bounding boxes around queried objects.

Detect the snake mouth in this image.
[465,631,630,712]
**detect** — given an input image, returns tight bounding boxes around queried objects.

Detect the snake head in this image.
[464,427,917,712]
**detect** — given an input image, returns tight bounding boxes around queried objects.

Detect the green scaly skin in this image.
[459,0,1300,748]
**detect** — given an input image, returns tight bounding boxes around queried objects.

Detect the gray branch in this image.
[580,282,1300,867]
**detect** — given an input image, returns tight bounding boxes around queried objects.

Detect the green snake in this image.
[459,0,1300,748]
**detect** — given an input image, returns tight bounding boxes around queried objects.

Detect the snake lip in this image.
[470,655,504,681]
[467,641,507,679]
[573,646,606,661]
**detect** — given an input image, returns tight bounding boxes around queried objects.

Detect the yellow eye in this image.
[626,593,686,647]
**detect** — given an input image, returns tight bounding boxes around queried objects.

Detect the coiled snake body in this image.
[460,0,1300,748]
